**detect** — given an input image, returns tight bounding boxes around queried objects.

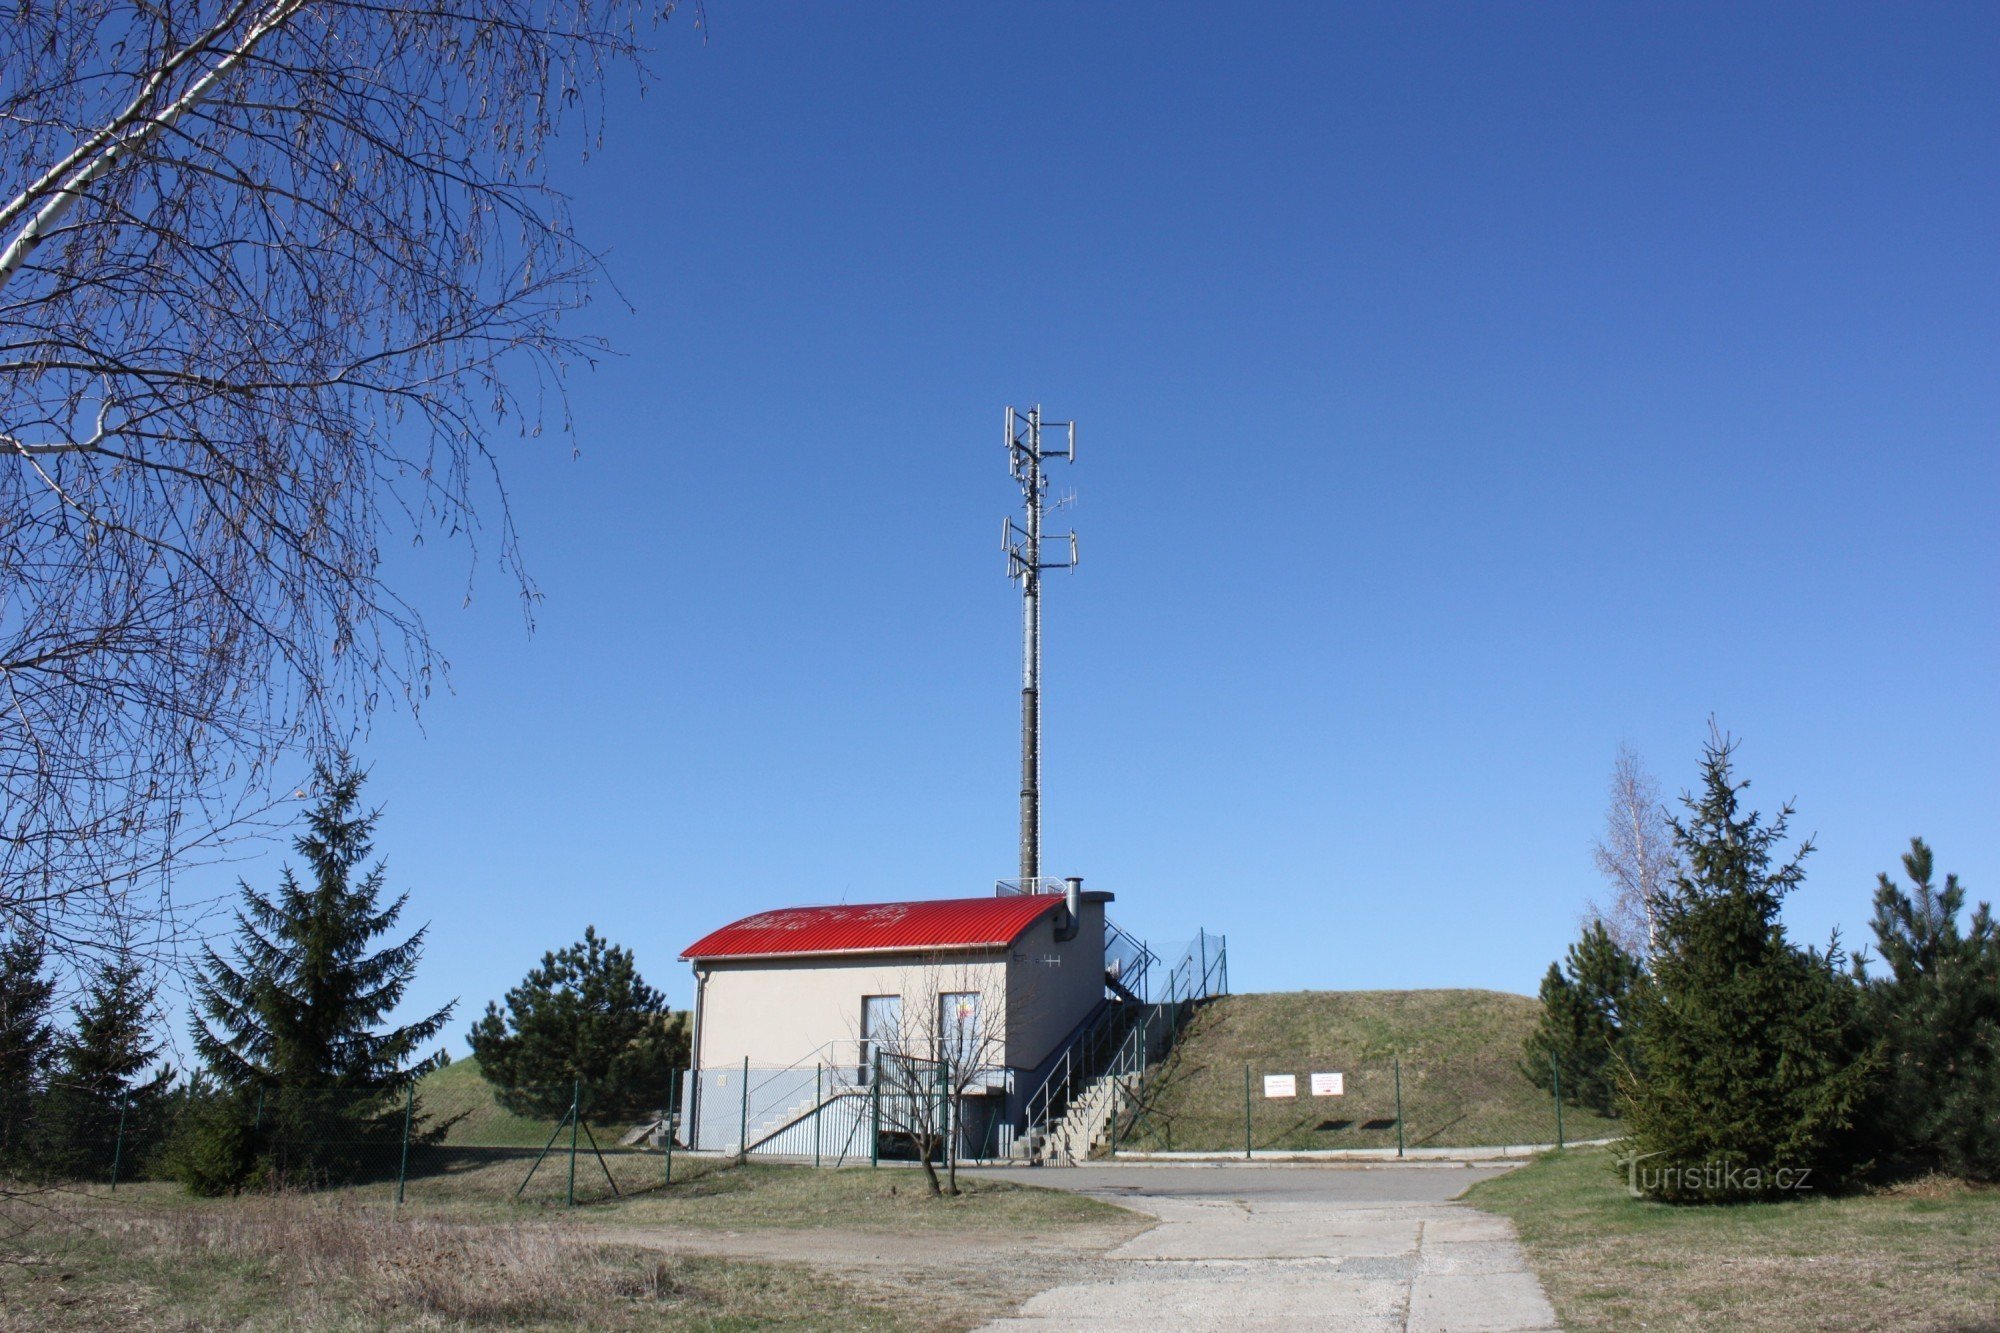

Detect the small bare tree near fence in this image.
[867,958,1013,1196]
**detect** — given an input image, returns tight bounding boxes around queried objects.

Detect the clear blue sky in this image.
[176,2,1998,1048]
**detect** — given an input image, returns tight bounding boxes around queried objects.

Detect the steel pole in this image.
[109,1100,128,1191]
[813,1062,823,1170]
[1552,1056,1565,1150]
[738,1056,750,1165]
[1020,514,1040,882]
[567,1081,579,1208]
[1395,1059,1405,1159]
[1243,1064,1253,1160]
[396,1081,414,1205]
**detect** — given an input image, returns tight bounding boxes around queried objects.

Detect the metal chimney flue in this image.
[1056,875,1083,943]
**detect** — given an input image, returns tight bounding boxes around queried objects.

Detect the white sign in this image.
[1310,1072,1345,1097]
[1262,1074,1297,1099]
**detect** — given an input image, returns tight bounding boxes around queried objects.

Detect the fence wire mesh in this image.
[1115,1053,1621,1156]
[3,1073,705,1206]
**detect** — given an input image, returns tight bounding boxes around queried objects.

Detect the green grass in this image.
[418,1056,578,1149]
[1468,1146,2000,1331]
[599,1161,1127,1231]
[1124,989,1621,1153]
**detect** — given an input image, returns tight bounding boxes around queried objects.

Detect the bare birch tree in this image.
[868,958,1013,1196]
[1,1,690,971]
[1587,744,1678,958]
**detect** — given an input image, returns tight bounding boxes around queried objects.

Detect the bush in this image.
[158,1091,260,1196]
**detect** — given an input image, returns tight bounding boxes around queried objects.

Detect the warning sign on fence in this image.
[1262,1074,1297,1099]
[1310,1072,1345,1097]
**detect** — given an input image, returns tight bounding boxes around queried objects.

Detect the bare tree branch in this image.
[1,0,693,974]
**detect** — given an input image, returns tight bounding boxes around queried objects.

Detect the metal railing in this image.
[1155,929,1228,1005]
[1105,918,1159,1001]
[1019,1001,1143,1161]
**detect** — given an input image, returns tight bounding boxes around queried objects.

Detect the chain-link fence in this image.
[1113,1053,1622,1156]
[3,1073,703,1206]
[681,1050,1017,1166]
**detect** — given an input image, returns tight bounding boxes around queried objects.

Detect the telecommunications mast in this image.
[1003,405,1078,887]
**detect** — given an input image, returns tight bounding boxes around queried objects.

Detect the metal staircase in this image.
[1016,929,1229,1164]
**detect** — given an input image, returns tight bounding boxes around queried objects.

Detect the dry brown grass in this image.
[1468,1146,2000,1331]
[1,1189,910,1330]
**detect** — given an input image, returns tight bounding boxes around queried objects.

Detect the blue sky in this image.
[175,2,1997,1045]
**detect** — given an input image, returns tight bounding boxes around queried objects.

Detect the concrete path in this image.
[971,1164,1560,1332]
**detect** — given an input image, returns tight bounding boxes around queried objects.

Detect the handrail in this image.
[1104,916,1159,1001]
[1021,998,1147,1156]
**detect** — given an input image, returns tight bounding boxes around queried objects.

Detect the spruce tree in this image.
[36,958,175,1179]
[0,931,57,1169]
[1861,838,2000,1180]
[1622,733,1877,1201]
[187,756,452,1183]
[469,927,688,1119]
[1523,920,1644,1116]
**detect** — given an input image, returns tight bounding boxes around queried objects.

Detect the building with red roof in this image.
[677,878,1121,1158]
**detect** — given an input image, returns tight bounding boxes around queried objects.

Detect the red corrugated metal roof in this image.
[681,894,1064,962]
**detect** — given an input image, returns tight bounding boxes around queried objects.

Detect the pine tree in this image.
[468,927,688,1120]
[1861,838,2000,1180]
[1522,921,1644,1116]
[36,958,175,1179]
[185,755,452,1186]
[1622,733,1877,1201]
[0,931,57,1169]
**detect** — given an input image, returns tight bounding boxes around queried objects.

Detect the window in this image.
[859,994,901,1083]
[938,991,980,1070]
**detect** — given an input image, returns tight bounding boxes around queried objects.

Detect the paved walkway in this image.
[971,1164,1560,1332]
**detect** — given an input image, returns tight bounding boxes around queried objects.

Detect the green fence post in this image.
[254,1086,265,1132]
[396,1080,414,1206]
[870,1051,881,1168]
[1394,1058,1405,1159]
[670,1073,680,1187]
[1243,1063,1253,1160]
[813,1063,822,1169]
[940,1058,952,1178]
[567,1080,580,1208]
[738,1056,750,1165]
[109,1099,128,1192]
[1552,1056,1564,1150]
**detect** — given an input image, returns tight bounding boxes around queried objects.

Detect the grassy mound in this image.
[1123,989,1621,1153]
[417,1056,573,1149]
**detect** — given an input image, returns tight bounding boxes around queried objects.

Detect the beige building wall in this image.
[694,952,1008,1070]
[1003,901,1108,1071]
[692,899,1110,1074]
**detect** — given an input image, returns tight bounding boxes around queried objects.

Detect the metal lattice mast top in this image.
[1004,406,1077,886]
